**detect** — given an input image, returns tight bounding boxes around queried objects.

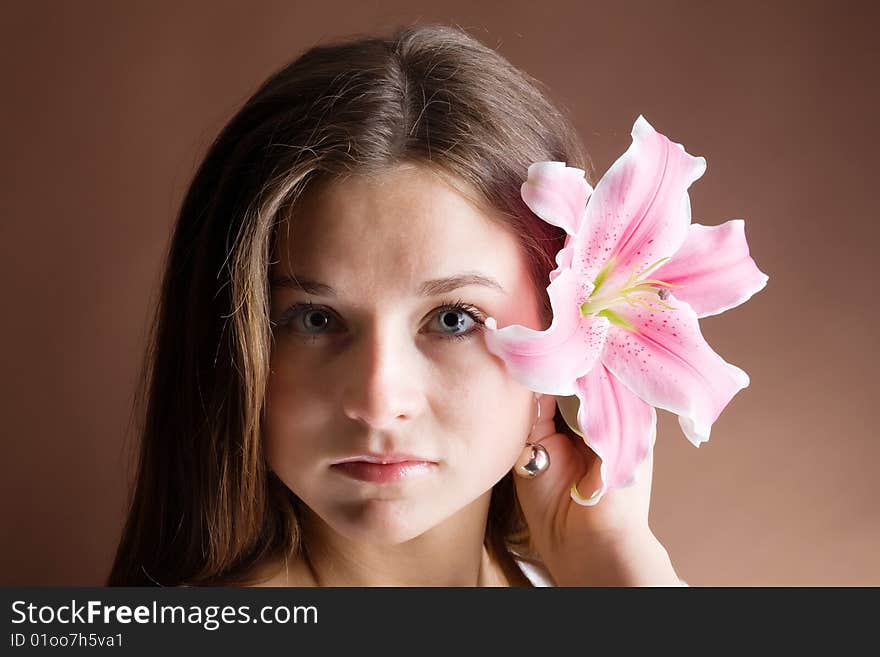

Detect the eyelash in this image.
[436,299,487,342]
[274,298,487,343]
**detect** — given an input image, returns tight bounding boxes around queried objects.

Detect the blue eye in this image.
[301,308,332,332]
[277,303,340,336]
[429,302,485,340]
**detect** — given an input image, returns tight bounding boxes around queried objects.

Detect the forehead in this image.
[270,165,531,299]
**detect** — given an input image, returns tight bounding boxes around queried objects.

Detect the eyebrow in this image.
[269,272,506,296]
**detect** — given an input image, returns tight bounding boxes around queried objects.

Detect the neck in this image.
[297,492,497,587]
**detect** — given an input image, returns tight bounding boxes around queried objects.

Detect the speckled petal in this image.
[600,293,749,446]
[571,115,707,290]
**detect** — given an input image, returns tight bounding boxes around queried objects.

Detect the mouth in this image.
[330,455,438,484]
[333,453,436,465]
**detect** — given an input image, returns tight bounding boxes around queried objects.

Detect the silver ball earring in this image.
[513,394,550,478]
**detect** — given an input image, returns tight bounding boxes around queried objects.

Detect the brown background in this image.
[2,0,877,586]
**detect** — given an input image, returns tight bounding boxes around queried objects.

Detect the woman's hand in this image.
[513,394,683,586]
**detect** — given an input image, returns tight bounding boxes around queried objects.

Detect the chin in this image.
[329,498,444,546]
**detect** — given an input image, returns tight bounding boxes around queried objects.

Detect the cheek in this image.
[263,344,338,467]
[431,346,536,464]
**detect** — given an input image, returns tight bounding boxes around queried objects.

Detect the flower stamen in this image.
[580,259,681,318]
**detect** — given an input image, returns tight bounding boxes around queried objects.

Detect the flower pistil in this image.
[579,256,681,330]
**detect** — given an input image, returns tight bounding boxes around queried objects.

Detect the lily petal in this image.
[549,238,573,283]
[569,364,657,506]
[521,162,593,236]
[600,293,749,446]
[652,220,769,318]
[483,267,609,396]
[574,116,707,291]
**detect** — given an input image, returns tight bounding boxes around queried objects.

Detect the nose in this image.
[340,324,426,429]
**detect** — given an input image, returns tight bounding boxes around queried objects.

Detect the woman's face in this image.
[264,164,545,546]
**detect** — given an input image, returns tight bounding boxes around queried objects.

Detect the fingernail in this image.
[571,483,603,506]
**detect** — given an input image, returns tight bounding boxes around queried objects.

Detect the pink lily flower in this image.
[484,116,768,506]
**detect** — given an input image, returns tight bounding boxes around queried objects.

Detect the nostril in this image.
[342,389,423,429]
[341,392,410,428]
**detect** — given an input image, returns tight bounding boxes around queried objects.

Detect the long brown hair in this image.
[107,22,591,586]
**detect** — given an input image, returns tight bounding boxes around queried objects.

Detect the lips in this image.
[331,456,437,484]
[334,453,435,465]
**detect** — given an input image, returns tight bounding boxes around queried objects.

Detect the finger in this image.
[573,433,657,509]
[570,437,607,506]
[528,396,605,505]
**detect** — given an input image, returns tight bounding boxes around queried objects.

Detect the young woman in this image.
[107,23,684,587]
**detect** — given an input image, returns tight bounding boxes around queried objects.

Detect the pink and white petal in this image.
[549,241,573,283]
[483,268,609,396]
[600,293,750,447]
[573,115,707,290]
[568,364,657,506]
[521,162,593,236]
[651,220,769,318]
